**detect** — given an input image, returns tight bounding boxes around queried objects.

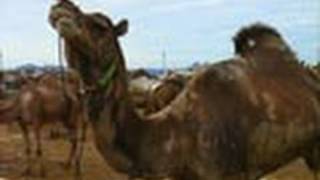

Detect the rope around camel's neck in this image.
[84,52,131,122]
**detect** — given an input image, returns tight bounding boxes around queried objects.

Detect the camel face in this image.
[49,0,128,44]
[49,0,128,85]
[49,0,82,38]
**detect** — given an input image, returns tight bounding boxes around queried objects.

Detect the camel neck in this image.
[86,46,131,119]
[69,37,152,174]
[87,60,145,174]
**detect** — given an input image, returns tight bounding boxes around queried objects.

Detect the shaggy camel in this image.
[49,1,320,179]
[0,70,87,176]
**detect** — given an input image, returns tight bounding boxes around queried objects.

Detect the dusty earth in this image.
[0,125,317,180]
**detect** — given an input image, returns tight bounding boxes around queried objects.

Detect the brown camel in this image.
[0,69,87,176]
[49,1,320,179]
[128,71,158,115]
[147,72,190,113]
[129,69,156,80]
[0,96,19,123]
[129,71,189,115]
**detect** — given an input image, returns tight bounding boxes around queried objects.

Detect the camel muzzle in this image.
[49,5,81,38]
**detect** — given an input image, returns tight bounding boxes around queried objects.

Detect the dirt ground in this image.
[0,125,317,180]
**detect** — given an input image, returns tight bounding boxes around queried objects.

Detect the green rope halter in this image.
[98,61,117,90]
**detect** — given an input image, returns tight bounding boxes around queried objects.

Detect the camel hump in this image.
[230,23,304,78]
[233,22,292,58]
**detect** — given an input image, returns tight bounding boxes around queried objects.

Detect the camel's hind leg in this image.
[64,121,79,169]
[63,104,84,176]
[34,125,46,177]
[19,121,32,176]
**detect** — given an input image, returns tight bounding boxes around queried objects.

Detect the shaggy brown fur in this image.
[50,1,320,180]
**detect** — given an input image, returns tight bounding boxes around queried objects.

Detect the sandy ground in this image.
[0,125,126,180]
[0,125,317,180]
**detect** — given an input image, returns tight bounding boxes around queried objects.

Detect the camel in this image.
[129,71,189,115]
[0,97,19,124]
[148,72,190,113]
[129,69,157,80]
[129,71,158,115]
[0,69,87,176]
[49,1,320,179]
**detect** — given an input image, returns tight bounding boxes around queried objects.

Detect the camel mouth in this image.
[49,6,81,38]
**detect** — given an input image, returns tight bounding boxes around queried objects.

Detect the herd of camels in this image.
[0,0,320,179]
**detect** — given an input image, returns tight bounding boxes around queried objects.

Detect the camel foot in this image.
[21,167,34,177]
[73,170,83,180]
[74,166,82,177]
[39,167,47,178]
[74,158,83,174]
[59,160,73,170]
[65,161,73,169]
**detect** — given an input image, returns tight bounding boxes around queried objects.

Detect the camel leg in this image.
[35,125,46,177]
[171,168,250,180]
[75,118,88,176]
[65,103,84,176]
[170,168,203,180]
[64,123,78,169]
[68,127,81,180]
[304,144,320,180]
[19,122,32,176]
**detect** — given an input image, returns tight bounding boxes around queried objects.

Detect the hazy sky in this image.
[0,0,319,69]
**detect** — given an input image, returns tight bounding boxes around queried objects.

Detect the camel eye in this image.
[90,14,112,30]
[94,21,108,31]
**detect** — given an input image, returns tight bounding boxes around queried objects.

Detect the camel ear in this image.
[114,19,128,37]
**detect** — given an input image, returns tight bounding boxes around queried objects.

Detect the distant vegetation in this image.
[315,62,320,69]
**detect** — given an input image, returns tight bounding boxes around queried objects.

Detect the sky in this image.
[0,0,319,69]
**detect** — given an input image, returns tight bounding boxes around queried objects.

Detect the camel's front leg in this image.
[303,144,320,180]
[75,116,88,176]
[64,116,81,176]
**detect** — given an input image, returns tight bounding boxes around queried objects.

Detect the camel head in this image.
[49,0,82,39]
[233,23,291,57]
[49,0,128,40]
[49,0,128,86]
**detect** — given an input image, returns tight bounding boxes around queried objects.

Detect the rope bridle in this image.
[58,36,69,96]
[57,32,117,100]
[97,61,117,91]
